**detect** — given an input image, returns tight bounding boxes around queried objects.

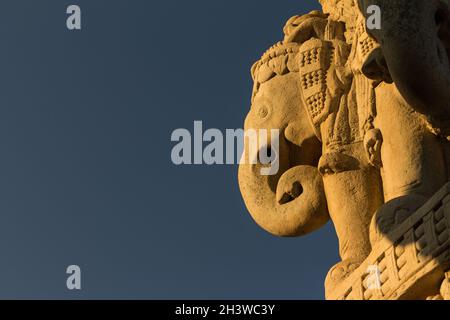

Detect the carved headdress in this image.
[251,10,353,143]
[319,0,357,17]
[250,41,300,102]
[251,1,383,149]
[319,0,360,43]
[251,10,341,101]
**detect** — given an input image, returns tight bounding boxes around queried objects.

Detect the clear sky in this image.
[0,0,340,299]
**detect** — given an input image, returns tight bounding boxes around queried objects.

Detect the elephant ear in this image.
[297,38,331,141]
[297,37,352,142]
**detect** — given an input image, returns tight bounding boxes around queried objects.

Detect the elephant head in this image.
[238,38,330,237]
[358,0,450,133]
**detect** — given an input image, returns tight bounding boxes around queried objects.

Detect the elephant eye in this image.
[256,105,270,120]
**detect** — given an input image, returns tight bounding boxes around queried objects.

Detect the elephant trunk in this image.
[238,135,329,237]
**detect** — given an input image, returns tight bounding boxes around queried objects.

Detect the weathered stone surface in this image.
[239,0,450,300]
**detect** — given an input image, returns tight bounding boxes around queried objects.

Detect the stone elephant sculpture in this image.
[238,40,330,237]
[240,0,450,300]
[239,10,397,297]
[239,12,384,274]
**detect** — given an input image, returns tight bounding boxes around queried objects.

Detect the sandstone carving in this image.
[239,0,450,300]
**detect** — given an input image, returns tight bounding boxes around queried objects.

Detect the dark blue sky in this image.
[0,0,339,299]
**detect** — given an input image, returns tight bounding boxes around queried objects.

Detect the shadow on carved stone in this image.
[239,0,450,300]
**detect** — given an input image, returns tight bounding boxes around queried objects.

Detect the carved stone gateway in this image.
[239,0,450,300]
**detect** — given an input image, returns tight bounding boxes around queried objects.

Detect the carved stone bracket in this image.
[328,183,450,300]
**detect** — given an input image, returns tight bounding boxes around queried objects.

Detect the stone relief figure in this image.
[356,0,449,232]
[239,0,450,300]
